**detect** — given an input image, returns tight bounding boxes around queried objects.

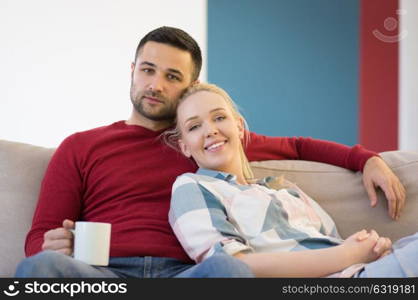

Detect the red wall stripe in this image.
[359,0,399,152]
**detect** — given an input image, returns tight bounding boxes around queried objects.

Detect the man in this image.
[15,26,405,278]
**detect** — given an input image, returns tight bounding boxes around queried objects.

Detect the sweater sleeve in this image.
[245,131,378,172]
[25,134,83,257]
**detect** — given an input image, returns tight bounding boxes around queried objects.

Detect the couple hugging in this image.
[15,26,417,278]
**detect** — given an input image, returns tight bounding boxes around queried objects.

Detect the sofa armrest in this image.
[250,151,418,241]
[0,140,55,277]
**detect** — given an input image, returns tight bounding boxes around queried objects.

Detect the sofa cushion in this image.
[0,140,54,277]
[250,151,418,241]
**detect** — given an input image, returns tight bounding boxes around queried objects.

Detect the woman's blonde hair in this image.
[163,83,254,180]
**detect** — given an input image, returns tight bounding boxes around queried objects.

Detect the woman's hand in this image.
[343,229,392,264]
[363,156,406,220]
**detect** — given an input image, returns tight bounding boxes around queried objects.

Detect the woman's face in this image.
[177,90,244,173]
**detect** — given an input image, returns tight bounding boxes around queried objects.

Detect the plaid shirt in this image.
[169,168,364,277]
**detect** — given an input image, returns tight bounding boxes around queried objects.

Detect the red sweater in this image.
[25,121,377,262]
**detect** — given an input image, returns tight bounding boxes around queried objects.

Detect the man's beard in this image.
[130,86,176,122]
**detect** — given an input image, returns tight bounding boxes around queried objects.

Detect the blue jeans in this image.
[355,232,418,277]
[15,251,253,278]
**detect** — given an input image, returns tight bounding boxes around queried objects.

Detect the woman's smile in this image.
[204,140,227,152]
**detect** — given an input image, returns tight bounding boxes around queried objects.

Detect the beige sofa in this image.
[1,139,417,277]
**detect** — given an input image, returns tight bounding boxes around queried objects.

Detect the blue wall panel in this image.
[208,0,359,145]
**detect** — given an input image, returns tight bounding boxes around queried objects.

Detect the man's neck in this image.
[126,110,172,132]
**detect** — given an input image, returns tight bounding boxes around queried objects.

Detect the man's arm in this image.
[245,132,377,171]
[245,132,406,219]
[25,135,83,256]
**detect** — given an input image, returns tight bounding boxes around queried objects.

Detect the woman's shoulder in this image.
[176,171,222,183]
[172,172,201,191]
[175,172,199,182]
[173,171,227,193]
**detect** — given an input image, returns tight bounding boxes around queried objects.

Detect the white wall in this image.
[0,0,207,147]
[399,0,418,151]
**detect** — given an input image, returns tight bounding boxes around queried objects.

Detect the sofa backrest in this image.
[0,140,54,277]
[250,151,418,243]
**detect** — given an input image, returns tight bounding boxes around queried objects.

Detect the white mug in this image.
[71,221,111,266]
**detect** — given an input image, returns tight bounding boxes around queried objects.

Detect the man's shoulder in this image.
[58,121,124,149]
[74,121,124,136]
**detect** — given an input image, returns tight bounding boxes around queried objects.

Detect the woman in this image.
[165,83,417,277]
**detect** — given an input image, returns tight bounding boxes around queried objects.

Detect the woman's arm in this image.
[235,230,392,277]
[235,244,351,277]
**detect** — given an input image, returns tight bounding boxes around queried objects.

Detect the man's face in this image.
[130,41,195,123]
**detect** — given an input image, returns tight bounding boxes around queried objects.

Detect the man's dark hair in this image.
[134,26,202,81]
